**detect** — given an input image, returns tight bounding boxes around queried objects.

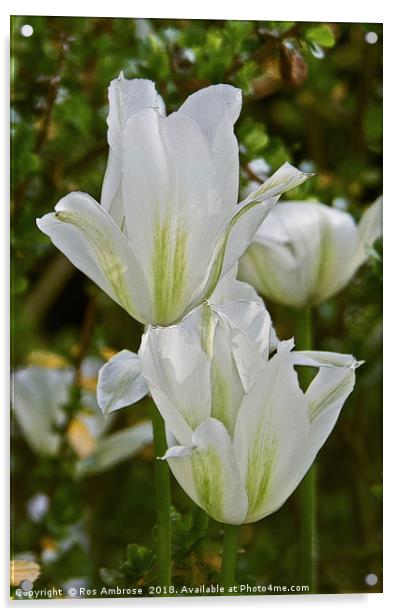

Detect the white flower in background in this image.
[37,73,311,326]
[27,493,50,523]
[239,197,382,308]
[12,365,72,456]
[11,362,152,475]
[99,274,361,525]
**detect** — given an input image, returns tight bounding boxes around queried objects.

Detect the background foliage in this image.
[11,16,382,596]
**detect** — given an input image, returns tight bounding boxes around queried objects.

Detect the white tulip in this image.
[239,197,382,308]
[37,73,311,326]
[101,274,361,525]
[11,363,151,474]
[12,365,73,455]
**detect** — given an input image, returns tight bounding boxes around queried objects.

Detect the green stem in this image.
[295,306,318,592]
[192,505,209,556]
[150,401,172,588]
[299,465,317,591]
[220,524,239,593]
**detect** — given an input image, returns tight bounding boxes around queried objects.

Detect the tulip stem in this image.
[192,505,209,556]
[220,524,239,593]
[150,401,172,589]
[295,307,318,592]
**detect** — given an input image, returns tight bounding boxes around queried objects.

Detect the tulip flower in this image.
[238,197,382,308]
[12,365,73,455]
[12,363,152,474]
[37,73,311,326]
[99,274,361,525]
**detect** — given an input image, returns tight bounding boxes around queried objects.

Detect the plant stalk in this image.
[220,524,239,593]
[192,505,209,557]
[295,306,318,592]
[150,401,172,588]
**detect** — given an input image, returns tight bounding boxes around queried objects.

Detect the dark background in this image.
[11,16,382,595]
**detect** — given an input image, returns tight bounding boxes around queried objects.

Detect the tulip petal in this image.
[12,367,73,456]
[209,265,261,305]
[203,163,312,298]
[291,350,361,370]
[162,445,195,459]
[165,418,248,525]
[234,341,309,523]
[37,192,151,323]
[239,200,361,307]
[179,84,242,141]
[140,326,212,445]
[100,148,125,229]
[212,300,271,393]
[209,315,245,437]
[101,75,163,222]
[122,108,224,325]
[351,195,383,272]
[303,365,358,468]
[179,84,242,210]
[315,205,361,302]
[221,163,313,278]
[106,74,163,159]
[239,234,308,308]
[97,350,148,414]
[76,421,153,476]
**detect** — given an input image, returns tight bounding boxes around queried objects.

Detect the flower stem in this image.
[192,505,209,557]
[220,524,239,593]
[150,401,171,588]
[295,306,318,592]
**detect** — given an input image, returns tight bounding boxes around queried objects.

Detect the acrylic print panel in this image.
[10,15,382,600]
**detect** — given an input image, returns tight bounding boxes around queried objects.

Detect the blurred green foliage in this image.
[11,16,382,596]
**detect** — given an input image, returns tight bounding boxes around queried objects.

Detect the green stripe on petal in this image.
[37,192,152,323]
[191,418,248,524]
[308,369,354,422]
[234,342,309,523]
[211,364,232,432]
[55,210,136,315]
[152,214,188,325]
[246,429,277,517]
[191,447,225,522]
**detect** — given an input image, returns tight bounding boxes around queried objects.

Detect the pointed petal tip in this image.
[160,445,195,460]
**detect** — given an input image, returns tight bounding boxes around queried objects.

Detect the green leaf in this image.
[305,25,335,48]
[239,118,269,156]
[122,543,155,579]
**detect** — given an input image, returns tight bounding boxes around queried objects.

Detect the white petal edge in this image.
[97,350,148,414]
[221,163,313,277]
[351,195,383,272]
[37,192,151,324]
